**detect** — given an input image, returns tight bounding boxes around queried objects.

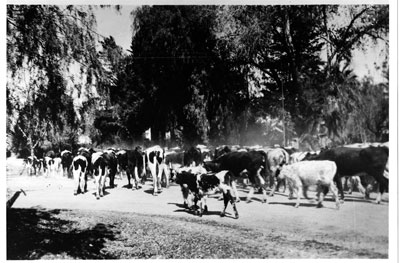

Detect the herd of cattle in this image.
[23,142,389,219]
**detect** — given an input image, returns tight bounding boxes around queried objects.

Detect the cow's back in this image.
[314,147,388,176]
[287,160,337,185]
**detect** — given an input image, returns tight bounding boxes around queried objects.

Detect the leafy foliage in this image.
[6,5,389,155]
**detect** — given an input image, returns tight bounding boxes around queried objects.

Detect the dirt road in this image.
[6,157,389,258]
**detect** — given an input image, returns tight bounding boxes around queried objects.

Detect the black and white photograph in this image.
[4,1,398,260]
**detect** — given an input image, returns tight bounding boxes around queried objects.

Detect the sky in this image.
[94,6,136,52]
[93,5,387,84]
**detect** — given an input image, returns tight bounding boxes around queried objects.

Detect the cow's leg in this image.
[220,191,230,217]
[100,169,107,197]
[133,166,139,189]
[294,185,300,208]
[375,175,388,204]
[246,187,255,203]
[156,164,163,192]
[316,185,323,208]
[334,175,345,202]
[162,164,170,188]
[79,169,87,194]
[126,169,133,189]
[302,185,309,200]
[329,183,340,210]
[181,185,190,208]
[199,195,207,217]
[231,180,240,202]
[73,167,81,195]
[228,190,239,219]
[268,172,277,197]
[151,165,158,195]
[109,168,115,188]
[94,173,101,200]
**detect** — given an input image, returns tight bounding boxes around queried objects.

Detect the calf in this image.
[277,160,340,209]
[308,146,388,204]
[175,168,238,219]
[198,171,239,219]
[175,166,208,207]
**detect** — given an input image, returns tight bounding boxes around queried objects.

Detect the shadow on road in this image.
[7,208,119,260]
[168,202,229,218]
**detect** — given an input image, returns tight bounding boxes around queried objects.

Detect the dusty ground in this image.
[6,157,389,259]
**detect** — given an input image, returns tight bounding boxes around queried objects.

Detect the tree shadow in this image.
[7,208,119,259]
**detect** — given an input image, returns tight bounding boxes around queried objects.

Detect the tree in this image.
[7,5,105,155]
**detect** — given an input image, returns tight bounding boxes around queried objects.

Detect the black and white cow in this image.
[126,146,146,189]
[145,145,169,195]
[91,151,107,199]
[175,168,239,218]
[204,150,269,203]
[24,156,41,176]
[306,146,389,204]
[175,166,208,209]
[116,149,128,180]
[164,149,185,182]
[72,154,88,195]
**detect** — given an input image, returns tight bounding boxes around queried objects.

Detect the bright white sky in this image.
[93,5,387,84]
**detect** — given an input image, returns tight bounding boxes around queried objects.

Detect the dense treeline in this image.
[6,5,389,157]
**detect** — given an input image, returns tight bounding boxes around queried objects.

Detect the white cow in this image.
[277,160,340,209]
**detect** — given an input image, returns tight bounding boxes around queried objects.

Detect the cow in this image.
[278,160,340,209]
[175,166,208,209]
[198,171,239,219]
[116,149,128,180]
[175,168,239,219]
[72,154,88,195]
[61,150,73,178]
[77,147,94,178]
[306,146,388,204]
[91,151,107,199]
[145,145,169,195]
[183,146,203,167]
[213,145,232,160]
[264,147,290,196]
[165,149,185,182]
[24,156,41,176]
[44,156,55,177]
[196,144,213,162]
[126,147,146,190]
[102,149,118,188]
[204,150,269,203]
